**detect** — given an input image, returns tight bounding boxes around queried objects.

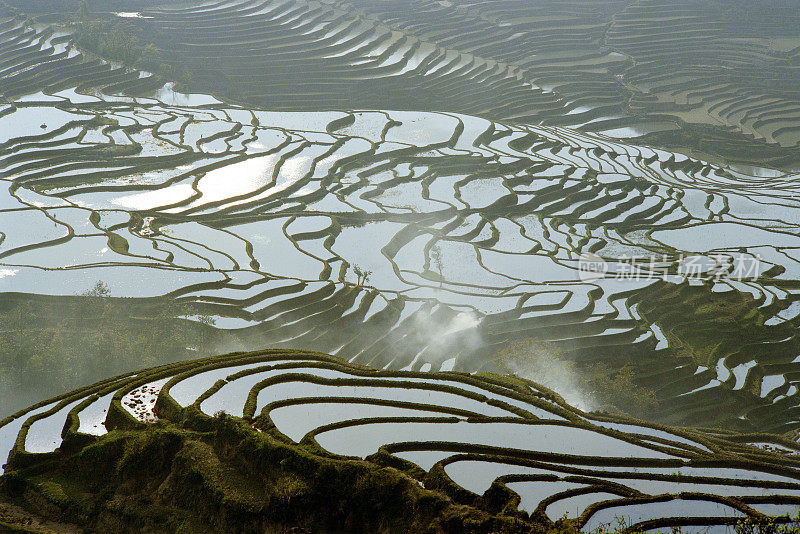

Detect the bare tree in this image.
[352,265,373,286]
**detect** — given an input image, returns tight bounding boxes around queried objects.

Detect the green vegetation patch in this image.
[0,288,218,418]
[1,413,569,534]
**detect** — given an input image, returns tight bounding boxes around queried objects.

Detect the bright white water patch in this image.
[200,367,354,417]
[77,392,115,435]
[0,269,18,279]
[192,154,282,206]
[546,492,621,521]
[748,442,799,455]
[110,183,195,210]
[168,361,295,406]
[152,83,221,106]
[122,379,170,422]
[115,12,153,19]
[597,476,800,498]
[0,107,90,144]
[314,421,677,459]
[25,398,86,453]
[652,223,800,251]
[0,403,57,473]
[268,402,454,442]
[583,499,745,531]
[444,460,553,495]
[748,503,800,517]
[507,481,590,514]
[590,421,710,452]
[255,381,517,418]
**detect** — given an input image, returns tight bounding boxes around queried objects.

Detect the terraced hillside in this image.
[7,0,799,168]
[2,350,800,532]
[0,12,162,97]
[1,0,800,493]
[3,42,800,432]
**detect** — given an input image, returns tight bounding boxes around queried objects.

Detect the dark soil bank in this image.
[0,412,572,534]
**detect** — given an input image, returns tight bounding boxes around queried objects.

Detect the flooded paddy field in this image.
[5,0,797,169]
[3,79,800,433]
[3,350,800,531]
[1,0,800,531]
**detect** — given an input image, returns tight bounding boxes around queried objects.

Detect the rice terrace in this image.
[1,0,800,532]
